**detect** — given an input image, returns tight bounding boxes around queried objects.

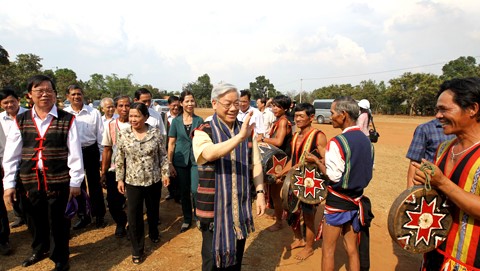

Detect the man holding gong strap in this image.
[413,77,480,271]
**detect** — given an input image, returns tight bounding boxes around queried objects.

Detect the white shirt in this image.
[0,107,27,162]
[64,104,104,150]
[236,106,265,135]
[3,105,85,190]
[102,113,118,127]
[325,126,359,183]
[166,111,177,125]
[261,109,276,137]
[147,108,166,135]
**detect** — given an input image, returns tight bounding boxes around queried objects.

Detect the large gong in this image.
[290,162,328,205]
[258,143,288,185]
[388,185,452,254]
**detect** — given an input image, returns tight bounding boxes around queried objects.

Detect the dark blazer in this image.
[168,114,203,167]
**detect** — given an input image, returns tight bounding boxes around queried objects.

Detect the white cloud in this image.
[0,0,479,92]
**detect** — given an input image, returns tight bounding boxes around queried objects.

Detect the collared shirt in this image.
[166,111,177,125]
[325,126,359,183]
[64,104,103,149]
[102,119,131,171]
[236,106,265,135]
[115,125,169,186]
[2,105,85,190]
[0,107,27,163]
[261,109,276,137]
[406,119,455,162]
[147,107,166,136]
[102,113,118,127]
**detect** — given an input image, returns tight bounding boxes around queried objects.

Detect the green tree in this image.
[54,68,78,99]
[248,76,278,99]
[183,74,213,108]
[311,84,355,100]
[0,45,9,65]
[441,56,480,80]
[12,54,43,93]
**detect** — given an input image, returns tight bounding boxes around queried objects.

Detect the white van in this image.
[313,99,334,124]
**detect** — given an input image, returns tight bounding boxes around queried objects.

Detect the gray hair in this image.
[100,97,114,108]
[211,82,239,101]
[333,96,360,121]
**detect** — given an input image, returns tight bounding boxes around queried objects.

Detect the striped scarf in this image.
[210,113,254,268]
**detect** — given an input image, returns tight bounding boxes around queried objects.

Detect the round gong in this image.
[290,162,328,205]
[388,185,452,254]
[258,143,288,185]
[281,168,300,213]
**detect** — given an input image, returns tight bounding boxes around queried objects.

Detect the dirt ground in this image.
[1,109,434,271]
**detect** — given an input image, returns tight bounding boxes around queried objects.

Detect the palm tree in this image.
[0,45,10,65]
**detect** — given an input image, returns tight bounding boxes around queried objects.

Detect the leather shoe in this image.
[165,194,174,200]
[53,261,70,271]
[180,223,190,233]
[10,217,25,228]
[72,216,91,230]
[95,217,107,228]
[114,225,127,238]
[22,252,49,267]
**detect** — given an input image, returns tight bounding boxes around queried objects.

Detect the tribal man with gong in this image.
[276,102,327,261]
[413,78,480,271]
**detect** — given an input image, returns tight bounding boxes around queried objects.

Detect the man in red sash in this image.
[278,103,327,261]
[413,77,480,271]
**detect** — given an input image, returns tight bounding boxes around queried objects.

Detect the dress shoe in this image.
[53,261,70,271]
[114,225,127,238]
[10,217,25,228]
[22,252,49,267]
[72,216,91,230]
[0,242,11,255]
[180,223,190,233]
[165,194,174,200]
[95,217,107,228]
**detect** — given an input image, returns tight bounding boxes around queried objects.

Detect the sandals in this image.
[132,255,143,265]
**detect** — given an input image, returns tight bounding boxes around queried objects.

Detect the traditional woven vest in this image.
[195,122,253,224]
[17,109,74,191]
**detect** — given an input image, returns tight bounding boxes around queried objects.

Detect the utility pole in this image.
[299,78,303,103]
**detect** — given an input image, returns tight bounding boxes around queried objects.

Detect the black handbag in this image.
[368,113,379,143]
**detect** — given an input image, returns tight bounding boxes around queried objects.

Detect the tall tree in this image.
[441,56,480,80]
[0,45,9,65]
[248,76,278,99]
[183,74,213,108]
[54,68,78,99]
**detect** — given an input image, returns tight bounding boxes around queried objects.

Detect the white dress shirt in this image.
[0,107,27,163]
[2,105,85,190]
[236,106,265,135]
[64,104,104,151]
[102,113,118,127]
[147,107,166,135]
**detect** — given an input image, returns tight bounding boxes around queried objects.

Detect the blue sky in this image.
[1,0,479,94]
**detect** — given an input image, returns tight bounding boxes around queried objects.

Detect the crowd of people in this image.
[0,75,479,271]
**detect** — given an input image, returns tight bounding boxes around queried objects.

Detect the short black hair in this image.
[240,89,251,100]
[66,84,83,95]
[130,102,150,118]
[294,102,315,116]
[438,77,480,121]
[272,95,291,110]
[134,88,152,100]
[27,75,56,93]
[0,87,19,101]
[168,95,179,104]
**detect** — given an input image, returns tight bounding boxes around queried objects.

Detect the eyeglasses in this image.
[216,100,240,110]
[32,88,55,95]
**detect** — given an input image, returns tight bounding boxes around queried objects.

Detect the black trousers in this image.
[18,183,70,264]
[125,182,162,256]
[77,144,106,218]
[175,165,193,224]
[0,169,10,245]
[105,171,127,227]
[200,223,246,271]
